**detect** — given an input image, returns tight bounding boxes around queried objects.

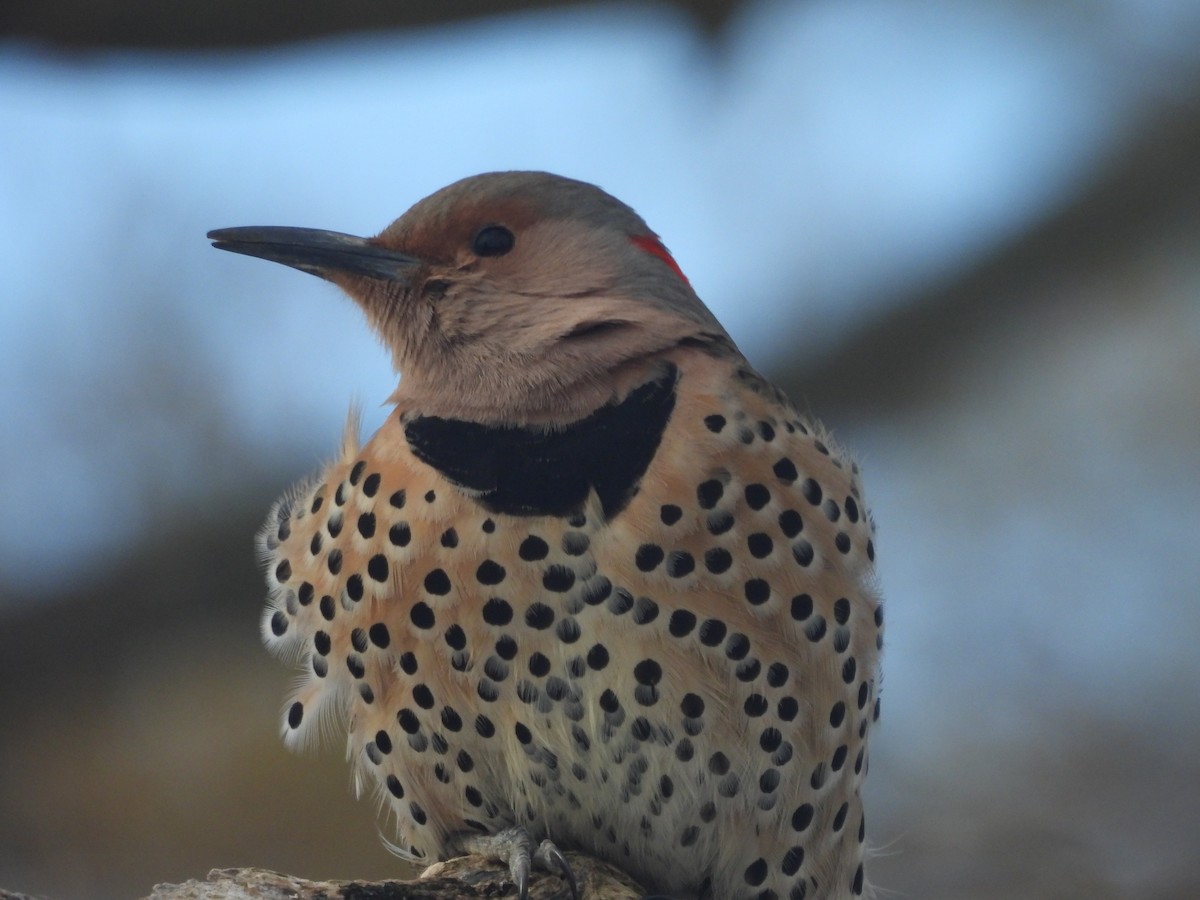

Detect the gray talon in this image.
[535,838,579,899]
[462,826,578,899]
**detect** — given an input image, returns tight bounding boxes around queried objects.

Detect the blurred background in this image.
[2,1,1199,897]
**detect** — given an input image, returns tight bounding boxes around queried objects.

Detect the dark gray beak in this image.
[207,226,420,281]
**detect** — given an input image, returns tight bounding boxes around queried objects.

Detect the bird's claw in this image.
[461,826,579,899]
[535,838,579,899]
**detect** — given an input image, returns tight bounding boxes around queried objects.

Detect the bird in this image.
[209,171,882,900]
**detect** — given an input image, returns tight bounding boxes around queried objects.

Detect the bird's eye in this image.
[471,224,515,257]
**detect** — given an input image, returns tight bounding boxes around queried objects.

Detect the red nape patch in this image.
[631,234,690,285]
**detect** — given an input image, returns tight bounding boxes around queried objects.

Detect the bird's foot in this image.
[461,826,579,900]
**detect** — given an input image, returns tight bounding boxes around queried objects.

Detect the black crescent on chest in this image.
[403,365,679,519]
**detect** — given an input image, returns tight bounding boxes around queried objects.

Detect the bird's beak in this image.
[207,226,420,282]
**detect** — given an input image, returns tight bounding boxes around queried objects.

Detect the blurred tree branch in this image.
[141,853,645,899]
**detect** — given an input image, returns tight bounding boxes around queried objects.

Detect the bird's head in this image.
[209,171,733,424]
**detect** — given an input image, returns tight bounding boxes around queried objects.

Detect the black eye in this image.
[472,224,515,257]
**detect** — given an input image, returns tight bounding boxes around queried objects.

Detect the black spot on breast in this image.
[698,618,727,646]
[484,656,510,681]
[781,846,804,877]
[747,533,774,559]
[696,479,724,509]
[736,658,761,682]
[832,801,848,830]
[634,659,662,685]
[706,511,735,535]
[773,458,798,483]
[424,569,451,595]
[791,803,814,832]
[760,727,782,752]
[519,535,549,561]
[477,680,499,702]
[580,576,612,606]
[833,597,851,624]
[801,478,823,505]
[543,565,576,592]
[525,603,555,629]
[626,596,655,624]
[845,496,860,522]
[778,697,799,721]
[368,555,389,582]
[744,579,771,605]
[389,523,411,547]
[666,551,695,578]
[313,631,331,656]
[636,544,665,572]
[587,643,610,670]
[744,483,770,510]
[778,509,803,537]
[404,366,678,518]
[495,636,518,660]
[357,513,376,539]
[606,591,631,615]
[696,549,728,578]
[556,618,581,643]
[476,560,506,585]
[669,610,696,637]
[725,633,750,660]
[744,694,768,716]
[831,745,848,772]
[562,532,590,555]
[482,598,513,626]
[829,701,846,728]
[411,603,436,629]
[744,858,768,887]
[708,751,730,775]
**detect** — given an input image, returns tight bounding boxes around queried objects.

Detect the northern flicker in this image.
[209,172,881,900]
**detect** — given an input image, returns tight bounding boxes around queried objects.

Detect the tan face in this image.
[212,171,731,424]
